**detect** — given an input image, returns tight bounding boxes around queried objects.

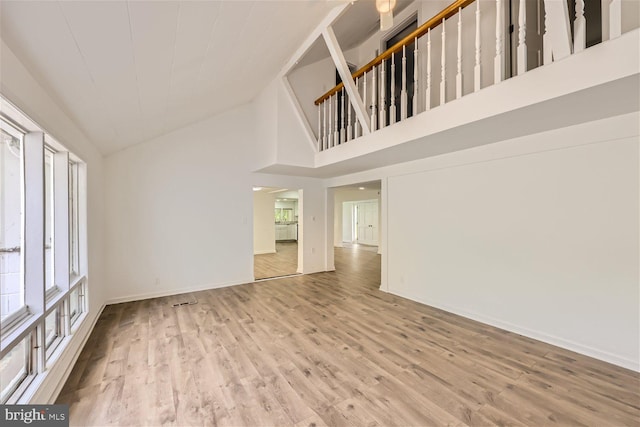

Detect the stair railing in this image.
[313,0,628,152]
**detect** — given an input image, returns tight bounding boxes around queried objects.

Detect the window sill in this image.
[0,313,41,357]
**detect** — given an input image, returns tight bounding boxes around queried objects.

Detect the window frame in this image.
[0,118,26,323]
[0,98,89,404]
[43,146,57,293]
[0,331,35,405]
[44,305,64,360]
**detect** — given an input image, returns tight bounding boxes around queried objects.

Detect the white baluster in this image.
[390,54,396,124]
[355,77,361,138]
[573,0,585,52]
[610,0,621,39]
[328,95,333,148]
[426,29,432,110]
[380,59,386,128]
[456,9,463,99]
[536,0,542,67]
[401,45,408,120]
[441,18,447,106]
[371,65,377,131]
[474,1,482,92]
[323,99,328,150]
[543,3,552,65]
[347,90,353,141]
[378,59,387,129]
[363,70,368,130]
[494,0,505,83]
[317,103,322,151]
[413,37,419,115]
[340,87,346,144]
[333,93,339,146]
[517,0,527,75]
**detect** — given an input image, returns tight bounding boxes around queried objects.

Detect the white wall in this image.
[253,191,276,255]
[276,79,316,167]
[326,112,640,371]
[104,105,257,303]
[288,56,337,142]
[104,106,330,303]
[251,80,278,171]
[0,39,106,402]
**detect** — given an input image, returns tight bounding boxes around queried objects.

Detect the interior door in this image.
[356,201,378,246]
[385,18,418,122]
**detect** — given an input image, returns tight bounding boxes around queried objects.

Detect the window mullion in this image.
[53,151,69,293]
[77,164,87,278]
[23,132,46,373]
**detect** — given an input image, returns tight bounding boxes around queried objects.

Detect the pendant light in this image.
[376,0,397,31]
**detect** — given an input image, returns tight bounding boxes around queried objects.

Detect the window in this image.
[45,306,63,358]
[0,96,88,403]
[0,334,31,404]
[69,280,84,328]
[69,161,79,277]
[44,148,54,290]
[0,121,24,322]
[69,286,80,325]
[275,208,293,223]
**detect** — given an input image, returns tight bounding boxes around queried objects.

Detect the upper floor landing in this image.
[254,0,639,178]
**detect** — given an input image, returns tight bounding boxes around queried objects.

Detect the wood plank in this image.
[57,246,640,426]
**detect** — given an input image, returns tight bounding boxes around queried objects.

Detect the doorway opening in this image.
[343,200,379,246]
[253,186,301,280]
[332,181,382,289]
[383,16,418,122]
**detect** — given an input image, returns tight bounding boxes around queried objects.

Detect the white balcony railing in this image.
[313,0,634,152]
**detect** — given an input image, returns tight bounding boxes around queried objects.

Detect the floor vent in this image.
[172,300,197,307]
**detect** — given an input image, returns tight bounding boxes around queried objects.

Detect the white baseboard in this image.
[388,288,640,372]
[254,250,276,255]
[105,277,255,305]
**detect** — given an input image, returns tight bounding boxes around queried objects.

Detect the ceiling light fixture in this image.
[253,186,263,192]
[376,0,397,31]
[359,187,366,190]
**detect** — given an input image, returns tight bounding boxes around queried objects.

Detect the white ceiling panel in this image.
[128,1,179,140]
[59,0,142,147]
[1,0,337,154]
[0,1,118,145]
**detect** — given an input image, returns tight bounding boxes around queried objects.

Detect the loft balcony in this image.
[256,0,639,178]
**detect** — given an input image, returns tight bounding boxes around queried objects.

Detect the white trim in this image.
[0,98,85,164]
[387,288,640,372]
[253,250,276,255]
[104,277,255,305]
[22,304,103,404]
[280,76,318,152]
[279,3,351,78]
[0,306,29,336]
[0,313,41,359]
[322,26,371,135]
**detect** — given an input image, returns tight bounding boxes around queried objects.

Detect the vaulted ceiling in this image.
[0,1,339,154]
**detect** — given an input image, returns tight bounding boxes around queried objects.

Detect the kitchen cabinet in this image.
[275,223,297,241]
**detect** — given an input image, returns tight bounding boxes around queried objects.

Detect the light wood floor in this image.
[254,242,298,280]
[57,246,640,426]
